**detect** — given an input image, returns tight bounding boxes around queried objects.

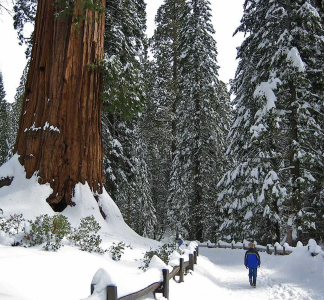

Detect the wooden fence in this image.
[90,246,199,300]
[200,242,321,257]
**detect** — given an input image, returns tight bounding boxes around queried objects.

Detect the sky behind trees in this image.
[0,0,244,103]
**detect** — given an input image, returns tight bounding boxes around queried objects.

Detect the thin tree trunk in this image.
[14,0,106,211]
[171,1,180,161]
[286,82,301,245]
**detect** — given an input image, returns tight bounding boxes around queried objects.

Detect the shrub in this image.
[0,212,105,253]
[109,242,127,261]
[27,214,71,251]
[141,243,177,271]
[0,213,25,236]
[68,216,103,253]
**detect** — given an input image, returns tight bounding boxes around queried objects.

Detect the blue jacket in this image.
[244,248,261,269]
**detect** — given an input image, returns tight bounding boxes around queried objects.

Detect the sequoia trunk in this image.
[14,0,106,211]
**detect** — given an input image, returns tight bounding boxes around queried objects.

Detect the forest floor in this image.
[1,243,323,300]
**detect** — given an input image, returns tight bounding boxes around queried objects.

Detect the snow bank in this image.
[86,259,164,300]
[148,255,169,270]
[86,242,198,300]
[0,230,14,246]
[0,155,158,249]
[308,239,322,255]
[0,155,54,219]
[274,242,324,293]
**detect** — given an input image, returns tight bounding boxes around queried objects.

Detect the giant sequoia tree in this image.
[13,0,106,211]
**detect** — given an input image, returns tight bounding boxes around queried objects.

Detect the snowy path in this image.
[142,247,324,300]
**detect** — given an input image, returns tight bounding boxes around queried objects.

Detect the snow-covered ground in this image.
[165,247,324,300]
[1,241,323,300]
[1,156,324,300]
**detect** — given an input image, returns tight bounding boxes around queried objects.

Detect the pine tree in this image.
[141,58,171,240]
[151,0,190,239]
[13,0,37,57]
[0,71,9,165]
[168,0,231,241]
[102,0,157,235]
[203,81,233,242]
[313,0,324,21]
[219,0,324,244]
[6,62,29,159]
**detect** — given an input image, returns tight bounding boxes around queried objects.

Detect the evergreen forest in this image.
[0,0,324,246]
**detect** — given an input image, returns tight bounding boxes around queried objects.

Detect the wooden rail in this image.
[201,242,321,257]
[90,247,198,300]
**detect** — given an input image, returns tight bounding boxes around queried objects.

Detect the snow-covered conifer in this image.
[168,0,231,241]
[219,0,324,244]
[0,71,9,165]
[102,0,157,235]
[150,0,190,238]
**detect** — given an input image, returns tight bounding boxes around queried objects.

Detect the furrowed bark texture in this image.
[14,0,106,211]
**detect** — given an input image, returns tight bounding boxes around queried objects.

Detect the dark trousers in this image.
[249,268,257,284]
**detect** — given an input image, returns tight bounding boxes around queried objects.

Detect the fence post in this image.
[179,258,184,283]
[194,251,197,265]
[107,285,117,300]
[196,246,199,256]
[274,246,277,256]
[189,253,194,271]
[91,284,95,295]
[162,269,169,299]
[283,246,286,255]
[266,245,270,254]
[231,242,234,250]
[218,242,220,248]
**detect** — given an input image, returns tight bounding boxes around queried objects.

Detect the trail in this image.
[144,247,324,300]
[194,248,315,300]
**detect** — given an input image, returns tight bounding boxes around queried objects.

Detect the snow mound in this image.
[0,155,157,248]
[0,155,54,219]
[148,255,168,270]
[87,268,116,300]
[308,239,322,254]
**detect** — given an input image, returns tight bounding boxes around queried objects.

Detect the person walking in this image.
[244,242,261,287]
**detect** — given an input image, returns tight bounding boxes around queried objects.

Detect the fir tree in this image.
[219,0,324,244]
[151,0,232,241]
[141,56,172,240]
[0,71,9,165]
[6,62,29,158]
[168,0,231,241]
[102,0,157,235]
[13,0,37,57]
[313,0,324,22]
[151,0,190,239]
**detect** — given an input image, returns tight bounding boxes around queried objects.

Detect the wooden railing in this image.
[201,241,322,257]
[90,246,199,300]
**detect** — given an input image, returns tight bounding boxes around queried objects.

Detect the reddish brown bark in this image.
[14,0,106,211]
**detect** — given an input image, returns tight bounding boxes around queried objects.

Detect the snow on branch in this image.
[286,47,305,72]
